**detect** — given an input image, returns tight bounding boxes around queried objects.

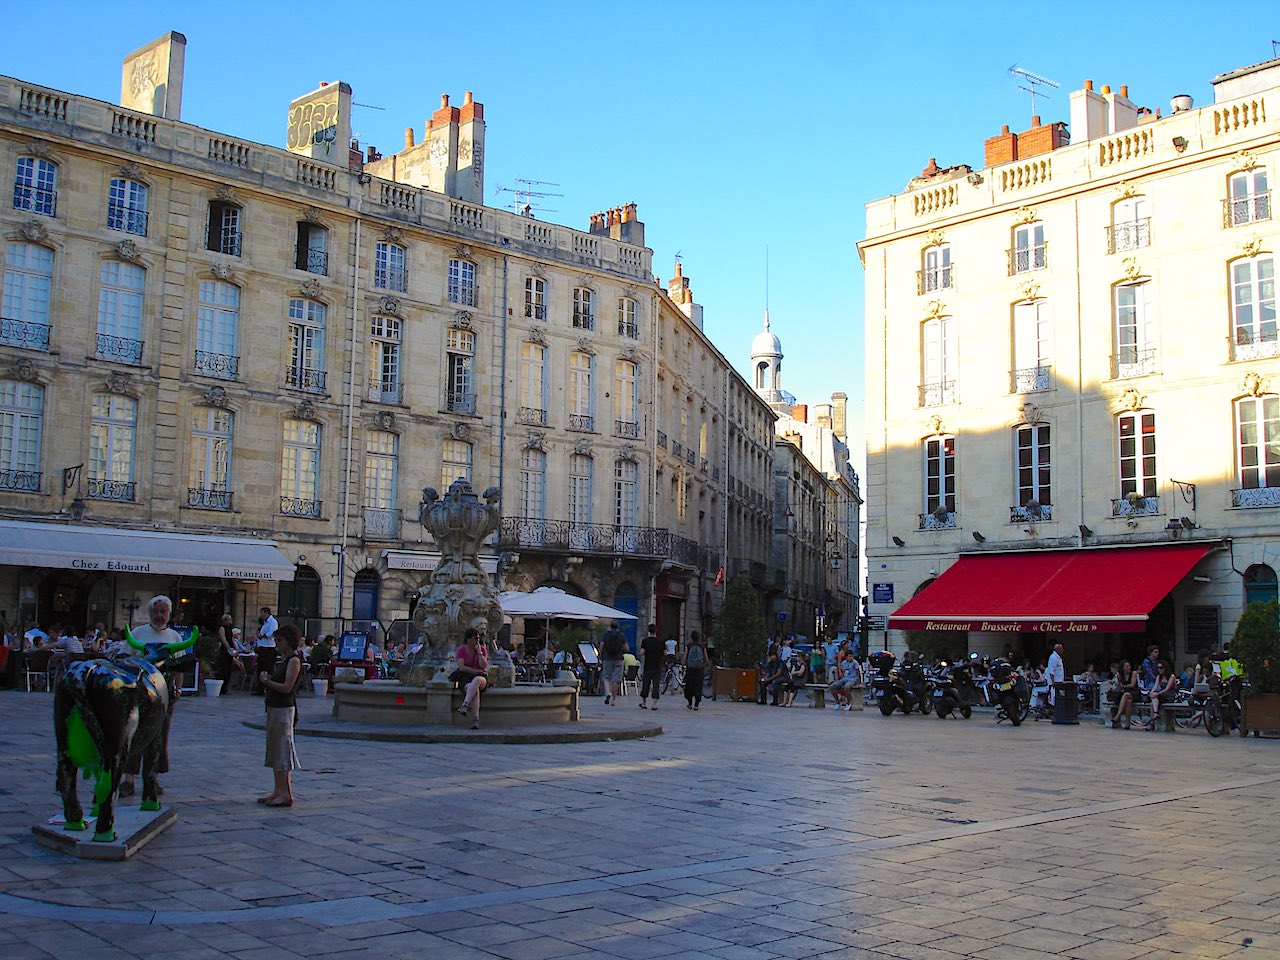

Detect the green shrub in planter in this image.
[1232,599,1280,695]
[711,574,766,668]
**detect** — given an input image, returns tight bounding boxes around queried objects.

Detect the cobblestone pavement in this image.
[1,687,1278,960]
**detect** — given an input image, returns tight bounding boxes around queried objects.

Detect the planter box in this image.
[712,666,758,702]
[1240,692,1280,737]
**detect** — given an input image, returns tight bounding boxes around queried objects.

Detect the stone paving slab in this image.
[0,687,1277,958]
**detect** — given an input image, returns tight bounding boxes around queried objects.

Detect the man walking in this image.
[599,620,626,705]
[639,623,664,710]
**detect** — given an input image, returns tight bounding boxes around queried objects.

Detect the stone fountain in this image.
[332,479,578,728]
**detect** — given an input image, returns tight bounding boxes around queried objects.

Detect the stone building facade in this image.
[861,57,1280,666]
[0,40,774,643]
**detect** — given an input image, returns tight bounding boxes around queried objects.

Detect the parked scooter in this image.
[988,658,1030,726]
[899,652,931,714]
[869,651,923,715]
[934,654,979,719]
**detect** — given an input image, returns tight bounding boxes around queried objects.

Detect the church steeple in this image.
[750,310,783,400]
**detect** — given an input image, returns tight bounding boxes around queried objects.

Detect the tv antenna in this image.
[1008,64,1060,120]
[496,178,562,217]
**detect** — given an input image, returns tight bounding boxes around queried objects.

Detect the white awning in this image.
[0,520,296,581]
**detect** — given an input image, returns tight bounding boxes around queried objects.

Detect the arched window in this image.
[519,342,547,423]
[1010,221,1046,274]
[445,327,475,413]
[921,434,955,525]
[353,569,381,621]
[614,458,638,527]
[568,453,592,526]
[295,221,328,274]
[1116,410,1157,512]
[88,394,137,501]
[195,279,240,378]
[519,447,546,519]
[2,242,53,349]
[1230,254,1276,360]
[188,406,233,510]
[96,260,145,364]
[287,298,327,392]
[375,241,407,292]
[1012,299,1051,392]
[617,297,639,339]
[920,243,952,292]
[1245,564,1278,606]
[108,178,149,235]
[573,287,595,330]
[1234,394,1280,501]
[754,360,768,390]
[441,439,472,489]
[1114,280,1156,378]
[920,315,955,406]
[569,351,594,430]
[1227,169,1269,228]
[1109,195,1149,253]
[13,156,57,216]
[280,418,321,517]
[368,315,402,403]
[1014,423,1051,518]
[613,359,638,437]
[206,198,242,255]
[0,380,44,492]
[524,276,545,319]
[449,258,476,306]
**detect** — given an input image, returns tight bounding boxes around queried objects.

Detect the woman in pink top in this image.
[455,627,488,729]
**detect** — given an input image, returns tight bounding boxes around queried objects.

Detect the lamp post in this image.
[120,596,141,627]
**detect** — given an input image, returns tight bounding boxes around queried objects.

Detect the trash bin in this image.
[1053,681,1080,724]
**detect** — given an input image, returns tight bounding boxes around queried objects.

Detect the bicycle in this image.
[660,660,685,695]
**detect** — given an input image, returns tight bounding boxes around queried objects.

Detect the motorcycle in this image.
[899,652,931,714]
[869,651,924,716]
[934,655,978,719]
[988,658,1030,726]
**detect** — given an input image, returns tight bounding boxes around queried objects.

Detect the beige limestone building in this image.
[860,56,1280,668]
[0,35,776,646]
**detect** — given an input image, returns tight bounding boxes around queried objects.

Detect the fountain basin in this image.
[332,680,579,727]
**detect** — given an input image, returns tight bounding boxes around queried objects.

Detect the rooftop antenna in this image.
[1008,64,1060,121]
[352,102,386,111]
[496,178,562,217]
[764,245,771,330]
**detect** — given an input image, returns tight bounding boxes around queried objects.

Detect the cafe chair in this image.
[25,649,53,692]
[620,662,639,697]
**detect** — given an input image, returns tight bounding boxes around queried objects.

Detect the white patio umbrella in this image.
[497,587,637,621]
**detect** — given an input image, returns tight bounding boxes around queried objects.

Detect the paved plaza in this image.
[1,687,1278,960]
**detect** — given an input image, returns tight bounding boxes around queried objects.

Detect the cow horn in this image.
[167,625,198,654]
[125,625,146,651]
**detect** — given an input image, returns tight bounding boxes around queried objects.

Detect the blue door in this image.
[613,582,639,653]
[353,571,380,621]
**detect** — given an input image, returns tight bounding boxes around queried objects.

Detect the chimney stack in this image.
[121,31,186,120]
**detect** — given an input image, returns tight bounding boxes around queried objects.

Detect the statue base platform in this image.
[333,680,578,727]
[33,804,177,861]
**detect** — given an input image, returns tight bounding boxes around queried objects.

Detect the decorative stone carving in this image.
[378,296,401,316]
[1116,181,1139,199]
[573,438,592,456]
[1242,371,1268,397]
[114,240,141,262]
[924,299,947,320]
[118,162,145,182]
[618,444,638,463]
[450,422,471,441]
[525,327,548,346]
[1235,150,1259,171]
[294,399,317,420]
[11,358,38,382]
[1118,387,1146,412]
[575,337,595,356]
[575,277,594,291]
[19,221,48,243]
[1120,256,1143,281]
[1242,236,1266,258]
[298,278,322,299]
[925,229,946,248]
[1014,206,1038,224]
[203,386,228,407]
[104,372,134,396]
[303,205,324,224]
[525,432,546,451]
[454,243,472,259]
[382,226,403,244]
[373,410,396,431]
[210,262,234,281]
[530,264,546,279]
[27,141,54,160]
[929,414,946,435]
[1021,401,1043,425]
[453,311,473,330]
[1019,281,1041,302]
[213,184,239,203]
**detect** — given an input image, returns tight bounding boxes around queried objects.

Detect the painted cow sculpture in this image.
[53,626,197,842]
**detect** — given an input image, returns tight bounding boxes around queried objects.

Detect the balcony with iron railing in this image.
[0,317,50,351]
[211,231,242,256]
[1231,486,1280,508]
[1012,364,1051,394]
[285,366,326,393]
[1111,494,1160,517]
[1113,346,1157,379]
[1009,502,1053,523]
[447,391,476,414]
[568,413,594,431]
[363,507,402,540]
[919,380,956,407]
[671,441,683,458]
[1223,192,1271,228]
[297,248,328,275]
[368,381,403,404]
[449,282,477,307]
[13,185,56,216]
[618,320,639,340]
[95,333,143,365]
[518,406,547,426]
[916,263,953,294]
[0,469,40,492]
[500,517,700,561]
[374,265,408,293]
[919,508,957,530]
[107,205,148,236]
[87,478,135,502]
[1233,328,1279,361]
[194,350,239,378]
[572,310,595,331]
[280,495,322,518]
[1106,219,1150,253]
[684,448,696,466]
[525,303,547,320]
[1006,242,1048,275]
[614,419,640,439]
[657,431,667,449]
[188,487,232,511]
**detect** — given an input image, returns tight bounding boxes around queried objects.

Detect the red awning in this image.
[888,544,1212,635]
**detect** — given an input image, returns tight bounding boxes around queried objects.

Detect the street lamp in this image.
[120,596,141,625]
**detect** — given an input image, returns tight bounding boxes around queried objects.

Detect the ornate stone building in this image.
[0,36,774,642]
[861,57,1280,665]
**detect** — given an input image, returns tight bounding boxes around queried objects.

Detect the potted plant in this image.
[1231,599,1280,736]
[552,624,589,688]
[711,573,766,701]
[194,628,223,698]
[309,635,333,695]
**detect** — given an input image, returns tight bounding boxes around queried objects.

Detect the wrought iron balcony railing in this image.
[568,413,594,431]
[919,380,956,407]
[362,507,402,540]
[572,311,595,331]
[1106,219,1150,254]
[618,321,639,340]
[0,317,50,351]
[518,406,547,426]
[614,419,640,438]
[1010,502,1052,523]
[1007,242,1048,275]
[685,448,696,465]
[1234,328,1280,361]
[286,366,326,392]
[1012,364,1051,393]
[87,478,135,502]
[107,205,148,236]
[919,509,957,530]
[0,469,40,492]
[501,517,698,560]
[194,350,239,378]
[95,333,143,365]
[672,441,683,457]
[1112,495,1160,517]
[447,391,476,414]
[1232,486,1280,508]
[211,231,242,256]
[916,264,954,294]
[656,431,667,449]
[298,248,328,275]
[369,382,403,404]
[525,303,546,320]
[1223,193,1272,228]
[13,186,56,216]
[280,495,321,517]
[374,266,408,292]
[448,282,476,307]
[188,487,232,511]
[1113,347,1157,379]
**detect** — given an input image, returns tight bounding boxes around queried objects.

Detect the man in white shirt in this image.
[254,607,279,695]
[1044,643,1065,706]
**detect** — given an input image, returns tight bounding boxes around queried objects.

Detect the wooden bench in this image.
[1158,700,1196,732]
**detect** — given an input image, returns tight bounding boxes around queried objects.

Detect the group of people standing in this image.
[596,622,708,711]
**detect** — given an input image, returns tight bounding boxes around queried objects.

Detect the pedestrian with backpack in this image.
[599,620,626,705]
[684,630,707,710]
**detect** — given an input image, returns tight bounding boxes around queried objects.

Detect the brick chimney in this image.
[1017,115,1070,158]
[984,125,1018,166]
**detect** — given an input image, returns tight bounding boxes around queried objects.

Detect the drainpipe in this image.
[1073,197,1085,547]
[497,256,509,514]
[337,218,361,618]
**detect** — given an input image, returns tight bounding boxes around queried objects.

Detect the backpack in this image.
[602,630,625,659]
[687,645,705,668]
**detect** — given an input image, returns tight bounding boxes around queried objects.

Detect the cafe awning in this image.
[888,543,1212,634]
[0,520,296,581]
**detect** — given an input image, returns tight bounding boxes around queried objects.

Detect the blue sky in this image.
[6,1,1278,481]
